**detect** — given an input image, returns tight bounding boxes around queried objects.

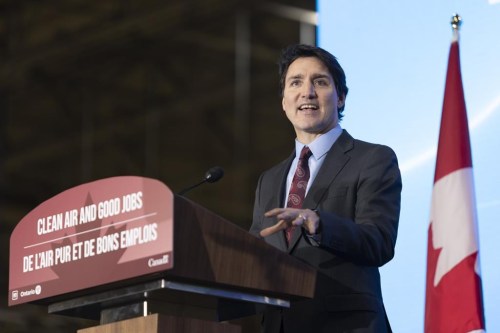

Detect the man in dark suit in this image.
[249,44,402,332]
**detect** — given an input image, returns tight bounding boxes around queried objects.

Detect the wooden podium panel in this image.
[78,313,241,333]
[169,195,316,299]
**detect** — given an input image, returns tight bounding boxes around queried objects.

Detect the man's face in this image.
[282,57,344,142]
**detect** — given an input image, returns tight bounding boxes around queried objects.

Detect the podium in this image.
[9,177,316,332]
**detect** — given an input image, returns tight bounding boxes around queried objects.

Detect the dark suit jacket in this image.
[249,130,402,333]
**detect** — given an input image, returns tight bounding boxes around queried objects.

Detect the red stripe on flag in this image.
[434,41,472,183]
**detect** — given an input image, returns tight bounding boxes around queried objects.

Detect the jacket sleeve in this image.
[318,145,402,267]
[249,173,265,239]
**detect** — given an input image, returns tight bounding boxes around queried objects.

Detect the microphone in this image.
[178,166,224,195]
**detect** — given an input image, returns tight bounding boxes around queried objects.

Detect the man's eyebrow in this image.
[286,74,304,81]
[286,73,331,81]
[310,73,331,80]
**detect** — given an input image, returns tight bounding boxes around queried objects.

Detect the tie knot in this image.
[299,146,312,161]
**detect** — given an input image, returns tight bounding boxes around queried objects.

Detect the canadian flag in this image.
[424,32,486,332]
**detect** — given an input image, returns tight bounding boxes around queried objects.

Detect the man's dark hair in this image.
[278,44,349,119]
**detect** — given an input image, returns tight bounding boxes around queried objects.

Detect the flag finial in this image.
[451,13,462,31]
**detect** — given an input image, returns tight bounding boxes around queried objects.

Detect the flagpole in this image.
[451,13,462,41]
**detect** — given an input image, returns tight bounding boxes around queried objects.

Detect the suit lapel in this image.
[288,130,354,250]
[305,130,354,207]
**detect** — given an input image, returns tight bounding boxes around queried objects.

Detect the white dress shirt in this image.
[284,124,343,205]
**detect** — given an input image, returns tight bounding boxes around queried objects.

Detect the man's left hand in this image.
[260,208,320,237]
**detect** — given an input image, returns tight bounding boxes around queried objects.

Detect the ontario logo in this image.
[13,285,42,300]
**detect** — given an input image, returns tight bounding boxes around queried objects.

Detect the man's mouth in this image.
[298,104,319,110]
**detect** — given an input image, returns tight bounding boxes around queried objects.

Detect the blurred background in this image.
[0,0,315,332]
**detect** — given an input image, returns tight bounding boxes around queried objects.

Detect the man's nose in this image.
[301,81,316,98]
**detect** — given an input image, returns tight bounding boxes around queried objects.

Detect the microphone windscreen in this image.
[205,166,224,183]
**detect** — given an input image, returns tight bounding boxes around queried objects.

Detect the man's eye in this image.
[290,80,301,87]
[315,79,328,86]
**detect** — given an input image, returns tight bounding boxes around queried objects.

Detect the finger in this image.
[260,220,287,237]
[264,208,285,217]
[292,214,307,226]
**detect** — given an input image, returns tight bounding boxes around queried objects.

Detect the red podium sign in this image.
[8,176,174,306]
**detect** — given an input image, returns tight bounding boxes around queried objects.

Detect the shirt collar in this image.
[294,124,343,160]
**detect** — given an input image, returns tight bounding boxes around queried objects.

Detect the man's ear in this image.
[282,97,286,111]
[338,94,346,109]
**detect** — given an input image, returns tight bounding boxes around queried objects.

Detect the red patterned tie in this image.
[285,146,312,245]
